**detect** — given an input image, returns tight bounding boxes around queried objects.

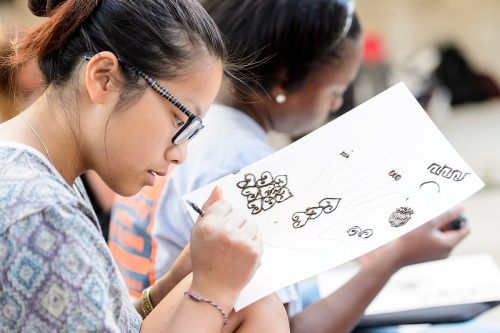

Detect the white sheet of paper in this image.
[183,82,485,311]
[317,253,500,314]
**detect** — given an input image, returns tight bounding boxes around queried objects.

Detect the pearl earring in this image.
[276,94,286,104]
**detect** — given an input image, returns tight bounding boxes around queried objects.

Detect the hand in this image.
[358,205,469,269]
[189,186,263,308]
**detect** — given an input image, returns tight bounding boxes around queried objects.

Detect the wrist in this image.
[140,286,154,318]
[363,243,404,274]
[188,280,237,316]
[184,290,229,325]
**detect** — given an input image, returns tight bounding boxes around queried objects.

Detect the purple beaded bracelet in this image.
[184,290,229,325]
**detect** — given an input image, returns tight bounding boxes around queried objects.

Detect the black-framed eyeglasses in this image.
[134,70,204,145]
[84,55,204,145]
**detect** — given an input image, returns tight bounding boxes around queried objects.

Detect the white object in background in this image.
[317,253,500,315]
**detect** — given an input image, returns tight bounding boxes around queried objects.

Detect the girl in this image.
[0,0,288,331]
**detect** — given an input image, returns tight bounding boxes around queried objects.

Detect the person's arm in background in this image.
[289,206,468,333]
[135,242,193,316]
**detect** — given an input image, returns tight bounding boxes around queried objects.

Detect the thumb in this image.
[202,186,223,210]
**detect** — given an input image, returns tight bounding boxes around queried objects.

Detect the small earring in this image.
[276,94,286,104]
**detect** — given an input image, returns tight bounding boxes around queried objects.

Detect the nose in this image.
[166,141,188,165]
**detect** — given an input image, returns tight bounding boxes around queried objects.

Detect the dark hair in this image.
[0,43,11,96]
[1,42,14,119]
[10,0,227,104]
[202,0,361,94]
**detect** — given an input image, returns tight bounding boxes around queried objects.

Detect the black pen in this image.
[186,200,205,217]
[447,214,467,230]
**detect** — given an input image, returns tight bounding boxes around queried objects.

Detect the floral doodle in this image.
[291,198,341,228]
[236,171,293,214]
[388,206,414,227]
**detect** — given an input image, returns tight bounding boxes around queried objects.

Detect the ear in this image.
[269,68,289,101]
[85,51,122,104]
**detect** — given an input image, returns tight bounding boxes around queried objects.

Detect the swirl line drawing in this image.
[346,226,373,239]
[292,198,341,228]
[427,163,470,182]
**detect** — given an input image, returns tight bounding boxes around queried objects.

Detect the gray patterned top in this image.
[0,143,142,332]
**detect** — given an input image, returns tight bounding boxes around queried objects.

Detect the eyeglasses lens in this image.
[173,117,204,145]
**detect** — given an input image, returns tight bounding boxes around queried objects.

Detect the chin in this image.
[112,183,142,198]
[290,126,314,139]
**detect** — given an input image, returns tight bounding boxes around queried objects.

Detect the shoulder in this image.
[0,144,96,229]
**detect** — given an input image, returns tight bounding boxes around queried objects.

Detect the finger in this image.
[445,214,467,231]
[440,207,465,230]
[433,205,465,229]
[205,199,234,219]
[238,219,259,240]
[442,223,470,246]
[202,186,223,211]
[252,236,264,260]
[223,208,247,229]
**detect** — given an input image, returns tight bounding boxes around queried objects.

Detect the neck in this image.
[22,94,81,186]
[215,89,275,133]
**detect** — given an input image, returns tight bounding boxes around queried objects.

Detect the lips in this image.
[146,171,155,186]
[147,170,167,186]
[154,171,167,177]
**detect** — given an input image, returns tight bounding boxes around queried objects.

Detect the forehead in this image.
[157,58,223,117]
[309,38,363,86]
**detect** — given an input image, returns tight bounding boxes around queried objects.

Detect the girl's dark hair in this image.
[202,0,361,94]
[1,42,16,119]
[11,0,227,102]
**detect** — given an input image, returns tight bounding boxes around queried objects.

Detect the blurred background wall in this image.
[357,0,500,82]
[351,0,500,105]
[332,0,500,189]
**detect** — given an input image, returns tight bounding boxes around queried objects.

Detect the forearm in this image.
[290,247,402,333]
[133,269,189,319]
[138,273,232,332]
[141,298,227,333]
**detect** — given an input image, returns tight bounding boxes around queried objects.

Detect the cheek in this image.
[104,130,150,170]
[105,113,169,166]
[307,97,334,125]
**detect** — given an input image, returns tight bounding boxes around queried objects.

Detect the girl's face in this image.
[272,37,363,137]
[95,58,223,196]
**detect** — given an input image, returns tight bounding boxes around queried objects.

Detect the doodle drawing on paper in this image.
[236,171,293,214]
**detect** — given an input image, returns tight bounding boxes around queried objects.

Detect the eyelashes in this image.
[174,115,185,128]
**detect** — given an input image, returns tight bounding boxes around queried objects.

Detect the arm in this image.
[133,243,192,317]
[134,186,265,332]
[289,206,469,333]
[142,272,290,333]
